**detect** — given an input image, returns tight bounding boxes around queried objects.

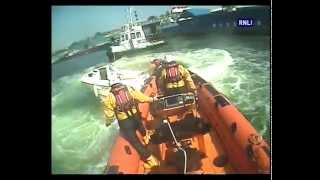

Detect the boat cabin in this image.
[112,22,161,53]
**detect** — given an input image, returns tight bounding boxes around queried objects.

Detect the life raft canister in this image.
[110,83,136,113]
[165,61,182,83]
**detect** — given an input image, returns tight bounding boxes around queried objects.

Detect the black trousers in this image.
[118,113,151,160]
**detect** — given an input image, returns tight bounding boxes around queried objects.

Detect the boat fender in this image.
[246,134,270,173]
[247,134,263,161]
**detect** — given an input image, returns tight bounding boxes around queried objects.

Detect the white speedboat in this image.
[80,64,148,98]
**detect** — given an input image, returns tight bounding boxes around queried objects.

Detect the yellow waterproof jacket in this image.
[103,87,153,124]
[159,64,196,91]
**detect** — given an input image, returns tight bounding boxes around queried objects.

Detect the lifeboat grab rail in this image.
[163,119,187,174]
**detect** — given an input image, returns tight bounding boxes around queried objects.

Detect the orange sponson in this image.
[106,133,141,174]
[197,84,270,174]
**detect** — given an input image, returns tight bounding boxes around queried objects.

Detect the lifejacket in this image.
[110,83,136,115]
[165,61,182,83]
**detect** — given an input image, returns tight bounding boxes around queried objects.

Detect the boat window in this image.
[125,34,128,40]
[121,35,125,41]
[136,32,141,38]
[99,68,108,80]
[131,33,136,39]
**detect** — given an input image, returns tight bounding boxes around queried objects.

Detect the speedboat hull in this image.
[80,64,148,97]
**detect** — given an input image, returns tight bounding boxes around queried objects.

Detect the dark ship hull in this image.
[160,6,270,37]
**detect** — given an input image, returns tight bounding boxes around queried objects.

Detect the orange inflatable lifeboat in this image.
[105,71,270,174]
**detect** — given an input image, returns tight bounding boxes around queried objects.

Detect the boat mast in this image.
[128,7,131,25]
[127,6,134,27]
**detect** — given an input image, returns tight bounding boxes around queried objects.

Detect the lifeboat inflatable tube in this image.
[197,82,270,173]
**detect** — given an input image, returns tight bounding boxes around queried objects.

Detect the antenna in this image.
[129,7,133,25]
[126,8,129,24]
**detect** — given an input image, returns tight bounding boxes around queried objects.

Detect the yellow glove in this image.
[143,130,154,145]
[143,135,150,145]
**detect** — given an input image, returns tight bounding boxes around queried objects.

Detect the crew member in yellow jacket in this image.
[103,83,160,169]
[159,55,197,96]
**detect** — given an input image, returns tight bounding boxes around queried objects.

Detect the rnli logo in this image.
[237,18,254,27]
